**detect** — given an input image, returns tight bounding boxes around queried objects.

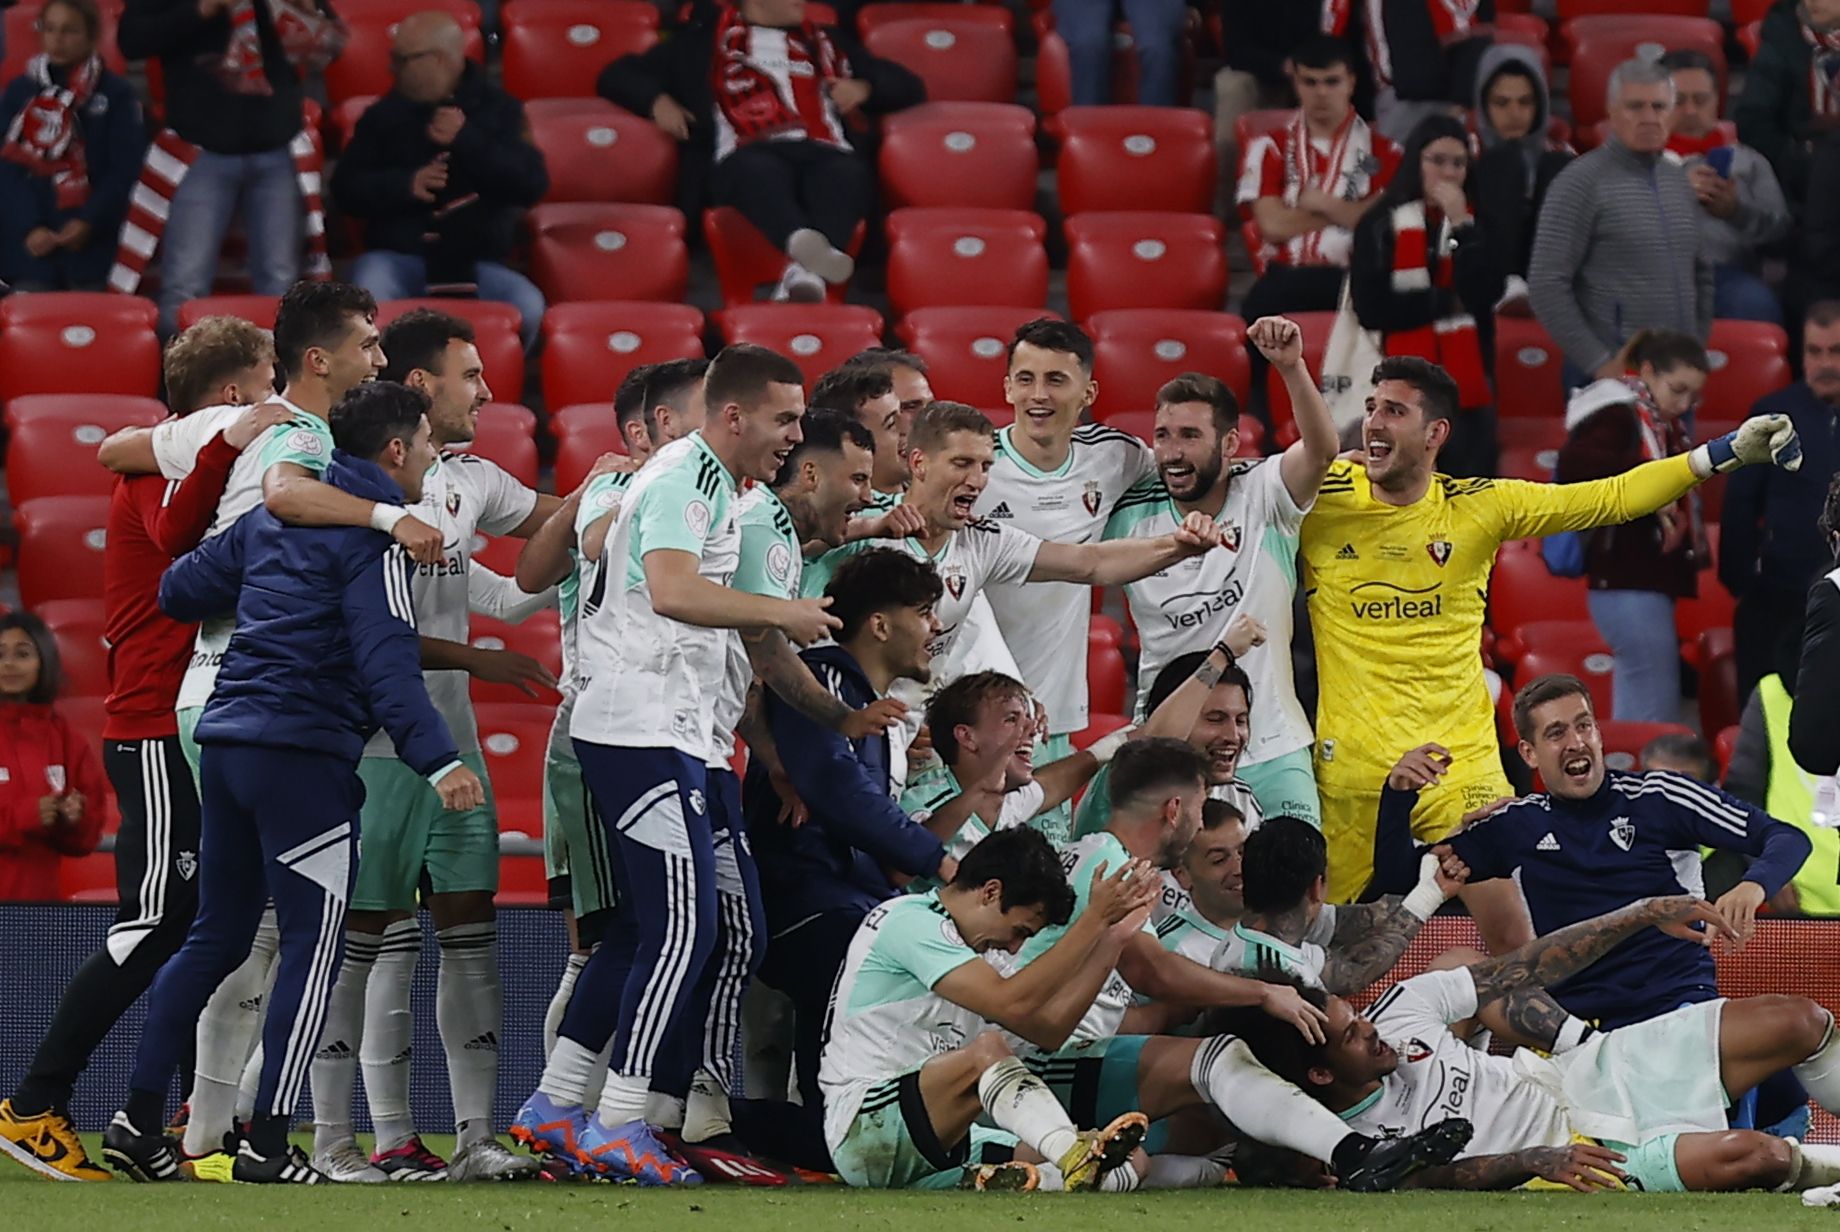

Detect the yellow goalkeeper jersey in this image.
[1300,454,1700,785]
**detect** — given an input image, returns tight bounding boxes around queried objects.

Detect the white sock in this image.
[645,1093,687,1131]
[234,1040,262,1123]
[310,930,380,1156]
[1552,1015,1594,1053]
[436,922,501,1151]
[1789,1141,1840,1189]
[537,1038,599,1107]
[583,1035,616,1115]
[1100,1162,1142,1191]
[595,1073,652,1128]
[361,918,421,1153]
[1033,1161,1065,1190]
[1143,1154,1228,1189]
[545,953,589,1059]
[684,1069,732,1142]
[184,918,279,1156]
[1194,1036,1351,1164]
[976,1056,1077,1164]
[1793,1011,1840,1113]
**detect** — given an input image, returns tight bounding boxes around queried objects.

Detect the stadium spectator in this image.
[332,12,548,350]
[1052,0,1185,108]
[1210,2,1319,180]
[1529,56,1712,387]
[1789,473,1840,779]
[1640,731,1718,784]
[0,0,144,291]
[1734,0,1840,207]
[1351,0,1493,144]
[1663,50,1791,326]
[1348,114,1505,479]
[596,0,921,301]
[1721,302,1840,705]
[1797,131,1840,303]
[1467,44,1571,291]
[0,612,106,903]
[115,0,345,334]
[1554,332,1711,723]
[1237,37,1399,325]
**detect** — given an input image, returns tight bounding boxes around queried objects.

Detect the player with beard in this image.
[1152,799,1250,968]
[1104,318,1341,824]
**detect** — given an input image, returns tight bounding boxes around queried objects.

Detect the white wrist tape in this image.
[1402,853,1447,921]
[1085,724,1137,765]
[370,503,409,534]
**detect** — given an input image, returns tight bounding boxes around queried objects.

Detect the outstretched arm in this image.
[1464,895,1733,1009]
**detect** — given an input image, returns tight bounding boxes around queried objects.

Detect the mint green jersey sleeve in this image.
[629,466,718,560]
[734,499,801,599]
[1103,477,1168,541]
[877,897,978,988]
[256,417,333,475]
[575,471,632,538]
[799,539,876,599]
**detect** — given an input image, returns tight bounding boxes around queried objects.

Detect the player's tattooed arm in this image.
[1319,899,1423,995]
[744,628,853,729]
[1493,985,1572,1051]
[1467,895,1733,1009]
[1407,1144,1627,1192]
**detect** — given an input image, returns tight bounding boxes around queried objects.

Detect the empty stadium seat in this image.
[540,302,704,414]
[377,298,526,397]
[1596,719,1695,773]
[1492,11,1552,75]
[1497,418,1567,450]
[1494,316,1567,420]
[1715,723,1739,778]
[1489,544,1591,639]
[1065,213,1227,321]
[1557,0,1708,20]
[176,294,282,332]
[704,208,862,307]
[885,208,1049,318]
[896,306,1060,407]
[1738,19,1761,59]
[49,618,110,699]
[1703,320,1792,419]
[1497,444,1560,483]
[501,0,659,100]
[474,706,555,827]
[553,403,625,491]
[530,203,689,304]
[1563,16,1724,130]
[1071,711,1132,751]
[4,392,165,434]
[530,109,678,204]
[16,496,110,609]
[1676,575,1735,668]
[324,10,485,104]
[862,17,1017,103]
[7,418,141,505]
[714,304,886,386]
[1492,618,1606,673]
[1087,309,1250,418]
[1262,310,1334,443]
[1516,645,1617,717]
[1057,107,1216,217]
[1036,30,1140,140]
[1698,626,1739,735]
[1087,632,1127,715]
[0,293,159,402]
[856,2,1012,38]
[878,107,1040,211]
[453,404,540,486]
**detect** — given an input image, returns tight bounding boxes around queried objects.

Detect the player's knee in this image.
[1716,1131,1792,1190]
[964,1031,1014,1070]
[1778,996,1835,1056]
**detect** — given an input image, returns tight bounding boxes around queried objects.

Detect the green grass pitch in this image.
[7,1136,1839,1232]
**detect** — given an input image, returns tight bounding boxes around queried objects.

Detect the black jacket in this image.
[1720,384,1840,603]
[1791,564,1840,776]
[1801,133,1840,295]
[1735,0,1821,204]
[331,62,547,273]
[118,0,323,152]
[1363,0,1495,104]
[1349,202,1505,370]
[1219,0,1323,92]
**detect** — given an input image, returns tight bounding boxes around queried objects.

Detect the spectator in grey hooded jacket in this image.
[1662,49,1791,325]
[1468,44,1573,292]
[1529,55,1712,387]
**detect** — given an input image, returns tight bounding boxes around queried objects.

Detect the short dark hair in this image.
[614,362,657,438]
[909,401,994,455]
[1240,816,1328,916]
[1641,732,1717,783]
[646,356,709,416]
[811,364,894,416]
[1659,48,1718,77]
[1201,973,1332,1093]
[0,611,61,703]
[952,826,1076,924]
[1806,300,1840,331]
[774,406,874,489]
[1107,737,1209,813]
[1823,471,1840,544]
[1156,372,1240,439]
[1370,355,1459,424]
[379,309,475,385]
[825,548,944,644]
[1202,797,1245,830]
[1145,650,1253,717]
[1623,329,1708,377]
[40,0,100,42]
[329,380,430,460]
[1008,317,1094,372]
[1512,673,1594,742]
[273,281,377,380]
[848,347,927,376]
[926,671,1032,767]
[1291,35,1357,73]
[704,343,804,412]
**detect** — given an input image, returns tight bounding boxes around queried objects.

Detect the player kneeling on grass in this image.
[818,825,1161,1191]
[1222,895,1840,1194]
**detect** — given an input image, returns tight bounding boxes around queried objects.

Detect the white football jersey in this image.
[975,425,1155,735]
[714,486,804,769]
[572,434,741,762]
[1106,459,1313,768]
[1212,922,1329,989]
[558,468,637,696]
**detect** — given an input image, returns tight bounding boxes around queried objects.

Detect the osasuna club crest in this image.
[176,849,198,880]
[1221,522,1242,552]
[945,572,966,599]
[1082,481,1102,517]
[1427,540,1453,567]
[1609,816,1635,852]
[446,490,462,517]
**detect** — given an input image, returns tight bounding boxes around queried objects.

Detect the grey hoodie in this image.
[1472,43,1555,173]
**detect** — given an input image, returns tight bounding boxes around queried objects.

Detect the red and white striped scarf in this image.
[216,0,344,96]
[108,127,328,295]
[1385,200,1489,409]
[711,5,848,153]
[1805,18,1840,116]
[1665,127,1730,158]
[1425,0,1482,43]
[0,54,100,210]
[1281,108,1372,265]
[1621,373,1700,553]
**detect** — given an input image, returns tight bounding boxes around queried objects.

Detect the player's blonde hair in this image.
[162,316,275,415]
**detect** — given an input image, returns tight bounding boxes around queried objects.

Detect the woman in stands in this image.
[1555,331,1712,724]
[1348,113,1506,479]
[0,612,107,901]
[0,0,145,291]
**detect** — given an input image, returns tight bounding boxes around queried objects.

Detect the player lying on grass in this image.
[1223,896,1840,1193]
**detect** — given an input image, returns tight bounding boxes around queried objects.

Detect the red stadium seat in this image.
[2,1,128,82]
[6,417,146,505]
[1071,712,1131,750]
[176,294,282,332]
[1738,19,1761,59]
[469,613,563,707]
[1596,719,1695,773]
[451,405,540,486]
[1088,309,1250,418]
[1489,544,1591,639]
[856,2,1012,38]
[1515,646,1617,717]
[530,204,689,304]
[4,392,165,434]
[553,403,625,491]
[1715,723,1739,778]
[540,302,704,413]
[1087,633,1127,715]
[1676,576,1735,669]
[896,306,1060,406]
[1563,17,1724,130]
[330,95,376,151]
[334,0,480,24]
[1698,627,1739,735]
[0,293,159,402]
[1493,315,1567,420]
[501,0,659,100]
[49,617,110,699]
[324,12,485,104]
[1057,107,1216,217]
[471,533,523,576]
[1497,417,1566,451]
[1492,618,1606,673]
[1492,11,1552,76]
[15,496,110,609]
[704,208,863,307]
[1261,310,1334,444]
[878,108,1040,211]
[862,17,1017,103]
[474,707,555,828]
[1729,0,1773,21]
[1064,213,1227,321]
[885,208,1048,319]
[377,298,526,398]
[1497,443,1560,483]
[1035,30,1149,140]
[60,852,120,904]
[524,96,630,120]
[530,109,677,205]
[714,304,886,387]
[1703,320,1792,420]
[1557,0,1708,19]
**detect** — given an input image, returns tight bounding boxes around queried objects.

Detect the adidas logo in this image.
[1335,543,1359,560]
[463,1031,499,1052]
[987,501,1013,519]
[1536,832,1560,852]
[315,1039,354,1061]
